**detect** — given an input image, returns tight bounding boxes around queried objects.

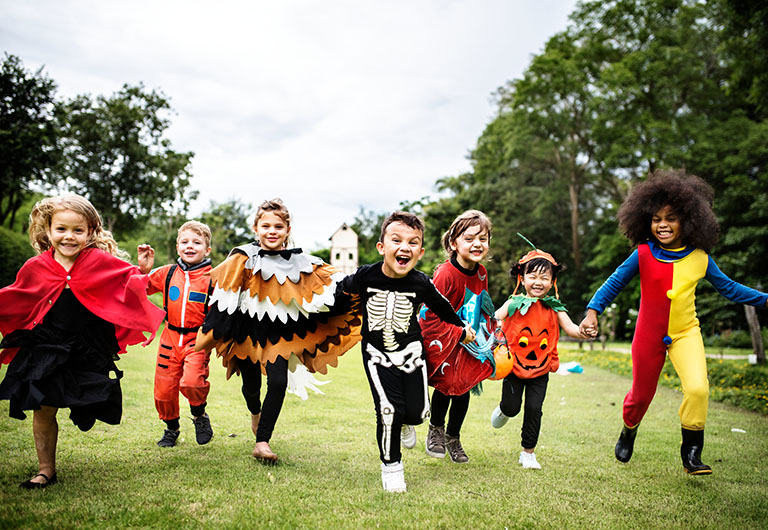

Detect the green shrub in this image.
[0,226,34,287]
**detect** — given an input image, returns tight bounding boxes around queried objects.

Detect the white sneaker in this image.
[491,406,509,429]
[401,425,417,449]
[381,461,407,492]
[519,451,542,469]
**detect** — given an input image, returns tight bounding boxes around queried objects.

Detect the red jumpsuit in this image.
[147,259,212,421]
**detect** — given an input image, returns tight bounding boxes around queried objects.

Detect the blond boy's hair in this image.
[178,220,212,247]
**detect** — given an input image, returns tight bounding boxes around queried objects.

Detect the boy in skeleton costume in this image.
[338,212,475,493]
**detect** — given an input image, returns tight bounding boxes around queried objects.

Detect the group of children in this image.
[1,169,766,492]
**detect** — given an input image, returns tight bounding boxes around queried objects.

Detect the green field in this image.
[1,340,767,529]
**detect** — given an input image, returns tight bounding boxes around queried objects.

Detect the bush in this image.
[0,226,33,287]
[704,329,754,349]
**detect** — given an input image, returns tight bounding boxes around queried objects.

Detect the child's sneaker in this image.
[401,425,417,449]
[193,413,213,445]
[491,406,509,428]
[445,434,469,463]
[519,451,541,469]
[157,428,180,447]
[425,424,446,458]
[381,461,407,493]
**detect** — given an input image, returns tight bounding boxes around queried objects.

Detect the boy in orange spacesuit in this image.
[138,221,214,447]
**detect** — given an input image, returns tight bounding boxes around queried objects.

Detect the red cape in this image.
[0,248,165,364]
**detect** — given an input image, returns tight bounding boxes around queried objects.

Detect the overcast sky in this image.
[2,0,578,250]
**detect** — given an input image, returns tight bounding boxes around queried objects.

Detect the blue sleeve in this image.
[705,257,768,307]
[587,250,640,314]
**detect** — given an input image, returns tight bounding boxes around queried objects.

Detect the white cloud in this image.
[1,0,578,249]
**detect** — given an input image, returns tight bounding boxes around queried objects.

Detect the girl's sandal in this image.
[20,472,58,489]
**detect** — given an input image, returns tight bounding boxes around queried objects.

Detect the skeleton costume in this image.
[338,263,466,464]
[196,243,361,443]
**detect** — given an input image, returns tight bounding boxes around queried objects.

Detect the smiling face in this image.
[47,209,91,269]
[376,221,425,278]
[176,228,211,265]
[651,205,683,248]
[522,265,554,299]
[255,211,291,251]
[450,224,489,269]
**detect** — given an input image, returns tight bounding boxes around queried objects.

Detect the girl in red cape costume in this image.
[0,195,164,489]
[420,210,496,463]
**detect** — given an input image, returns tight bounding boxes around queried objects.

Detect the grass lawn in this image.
[1,339,767,529]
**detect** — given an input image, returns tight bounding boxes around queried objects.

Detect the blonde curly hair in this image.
[28,194,127,258]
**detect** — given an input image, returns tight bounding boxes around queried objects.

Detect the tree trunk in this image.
[744,304,765,365]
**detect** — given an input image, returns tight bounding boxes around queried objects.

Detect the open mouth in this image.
[395,255,410,266]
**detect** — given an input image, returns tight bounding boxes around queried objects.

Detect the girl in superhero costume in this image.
[0,194,165,488]
[419,210,495,463]
[491,241,591,469]
[196,198,361,463]
[579,170,768,475]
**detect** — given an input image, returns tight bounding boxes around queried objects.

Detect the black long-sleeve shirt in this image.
[339,262,465,355]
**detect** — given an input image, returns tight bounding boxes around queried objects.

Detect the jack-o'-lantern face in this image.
[512,325,553,371]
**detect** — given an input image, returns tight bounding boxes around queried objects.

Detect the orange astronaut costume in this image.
[147,259,213,423]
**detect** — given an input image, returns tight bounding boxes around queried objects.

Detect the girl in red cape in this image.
[420,210,495,463]
[0,194,164,489]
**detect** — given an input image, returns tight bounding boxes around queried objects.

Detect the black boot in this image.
[681,428,712,475]
[615,424,639,463]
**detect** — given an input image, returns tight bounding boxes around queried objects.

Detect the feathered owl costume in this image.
[196,244,361,379]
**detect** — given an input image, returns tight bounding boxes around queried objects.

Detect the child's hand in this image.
[461,325,476,344]
[579,310,599,339]
[137,244,155,274]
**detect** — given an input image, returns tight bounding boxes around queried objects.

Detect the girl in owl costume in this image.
[196,199,361,462]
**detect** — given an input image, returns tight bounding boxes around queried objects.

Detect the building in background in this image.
[330,223,358,274]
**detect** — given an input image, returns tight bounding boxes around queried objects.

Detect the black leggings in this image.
[499,372,549,450]
[237,356,288,443]
[430,389,470,437]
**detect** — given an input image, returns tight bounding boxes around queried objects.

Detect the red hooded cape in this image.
[0,248,165,364]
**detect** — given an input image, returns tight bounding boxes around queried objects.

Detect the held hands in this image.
[461,324,476,344]
[578,309,599,339]
[137,244,155,274]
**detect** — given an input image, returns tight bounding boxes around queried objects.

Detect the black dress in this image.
[0,288,123,431]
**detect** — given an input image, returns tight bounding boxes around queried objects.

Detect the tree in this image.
[56,83,195,234]
[351,206,386,267]
[0,53,59,228]
[198,198,254,265]
[418,0,767,342]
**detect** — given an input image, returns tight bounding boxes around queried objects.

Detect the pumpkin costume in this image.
[196,243,361,444]
[496,295,566,449]
[492,243,578,457]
